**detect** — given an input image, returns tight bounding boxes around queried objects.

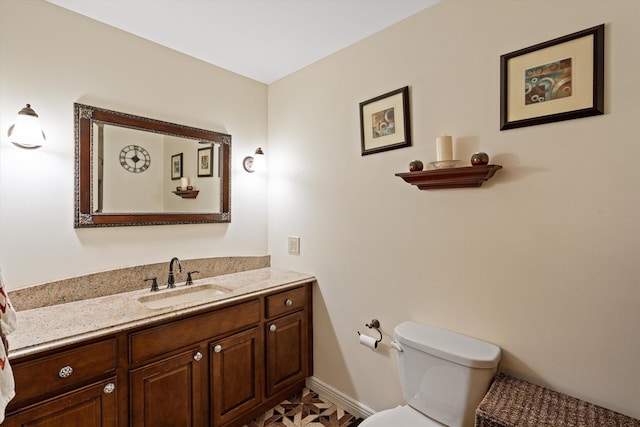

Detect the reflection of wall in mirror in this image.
[91,123,223,214]
[163,137,221,213]
[100,125,163,213]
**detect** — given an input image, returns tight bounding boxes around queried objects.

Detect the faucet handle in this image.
[145,277,159,292]
[185,271,199,286]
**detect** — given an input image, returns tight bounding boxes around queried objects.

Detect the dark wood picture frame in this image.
[171,153,183,180]
[360,86,411,156]
[500,24,604,130]
[197,146,214,177]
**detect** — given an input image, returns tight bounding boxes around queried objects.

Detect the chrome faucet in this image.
[167,257,182,288]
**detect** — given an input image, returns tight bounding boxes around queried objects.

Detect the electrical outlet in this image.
[288,236,300,255]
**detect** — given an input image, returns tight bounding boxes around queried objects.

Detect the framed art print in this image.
[171,153,183,180]
[500,24,604,130]
[360,86,411,156]
[197,146,214,177]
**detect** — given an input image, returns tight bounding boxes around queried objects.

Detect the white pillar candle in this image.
[436,135,453,161]
[180,177,189,189]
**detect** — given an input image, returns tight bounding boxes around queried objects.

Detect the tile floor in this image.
[243,387,363,427]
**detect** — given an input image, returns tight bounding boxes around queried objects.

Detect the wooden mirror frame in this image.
[74,103,231,227]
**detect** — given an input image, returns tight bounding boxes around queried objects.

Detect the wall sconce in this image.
[7,104,46,148]
[243,147,266,173]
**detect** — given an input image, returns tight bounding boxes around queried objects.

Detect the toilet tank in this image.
[394,322,501,427]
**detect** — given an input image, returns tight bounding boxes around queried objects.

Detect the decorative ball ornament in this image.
[409,160,424,172]
[470,152,489,166]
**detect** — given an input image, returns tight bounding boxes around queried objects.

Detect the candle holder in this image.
[429,160,461,169]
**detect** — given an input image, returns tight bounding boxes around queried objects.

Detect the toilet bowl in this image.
[359,321,501,427]
[360,405,445,426]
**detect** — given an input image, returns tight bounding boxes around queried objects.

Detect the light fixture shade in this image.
[251,147,266,172]
[243,147,267,173]
[8,104,46,148]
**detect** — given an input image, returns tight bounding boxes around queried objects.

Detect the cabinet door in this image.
[130,348,203,427]
[210,327,262,426]
[3,378,117,427]
[265,311,308,397]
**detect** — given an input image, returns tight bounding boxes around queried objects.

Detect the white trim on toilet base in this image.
[306,376,376,420]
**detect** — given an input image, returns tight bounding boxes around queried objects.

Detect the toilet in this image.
[360,321,501,427]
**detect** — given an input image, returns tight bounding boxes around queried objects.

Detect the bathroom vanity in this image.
[4,268,313,427]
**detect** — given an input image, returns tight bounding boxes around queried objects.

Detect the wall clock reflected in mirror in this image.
[119,144,151,173]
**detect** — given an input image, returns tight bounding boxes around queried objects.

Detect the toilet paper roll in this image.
[359,333,378,350]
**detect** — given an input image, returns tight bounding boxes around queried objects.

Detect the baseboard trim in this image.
[306,376,376,420]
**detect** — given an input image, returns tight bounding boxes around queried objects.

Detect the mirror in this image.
[74,103,231,227]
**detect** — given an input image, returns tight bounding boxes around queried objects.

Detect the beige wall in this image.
[0,0,269,287]
[268,0,640,419]
[1,0,638,420]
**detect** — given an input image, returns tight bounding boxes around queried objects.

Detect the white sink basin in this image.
[137,284,232,309]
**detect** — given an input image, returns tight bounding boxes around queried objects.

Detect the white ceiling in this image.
[47,0,439,84]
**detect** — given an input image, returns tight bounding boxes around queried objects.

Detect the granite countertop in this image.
[8,268,315,359]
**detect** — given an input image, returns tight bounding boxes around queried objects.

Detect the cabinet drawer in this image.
[11,338,117,407]
[130,299,260,365]
[265,286,307,319]
[4,377,118,427]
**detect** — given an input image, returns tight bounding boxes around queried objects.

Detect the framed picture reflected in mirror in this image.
[198,146,213,177]
[171,153,183,180]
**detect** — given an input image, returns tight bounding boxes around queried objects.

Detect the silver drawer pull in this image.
[285,299,293,306]
[194,351,203,361]
[213,345,222,353]
[269,324,277,332]
[103,383,115,394]
[58,366,74,378]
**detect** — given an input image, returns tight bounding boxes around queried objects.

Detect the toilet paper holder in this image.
[357,319,382,344]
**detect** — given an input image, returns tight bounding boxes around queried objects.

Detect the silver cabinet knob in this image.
[285,299,293,306]
[269,324,277,332]
[58,366,73,378]
[213,345,222,353]
[103,383,115,394]
[193,351,203,361]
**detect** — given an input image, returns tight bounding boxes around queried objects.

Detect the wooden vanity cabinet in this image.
[3,378,118,427]
[265,287,310,397]
[4,338,119,427]
[210,327,263,426]
[128,299,261,427]
[129,347,205,427]
[6,281,313,427]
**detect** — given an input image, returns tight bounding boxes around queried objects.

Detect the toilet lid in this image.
[359,405,445,427]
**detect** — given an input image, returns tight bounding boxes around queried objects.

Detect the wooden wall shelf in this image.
[172,189,200,199]
[395,164,502,190]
